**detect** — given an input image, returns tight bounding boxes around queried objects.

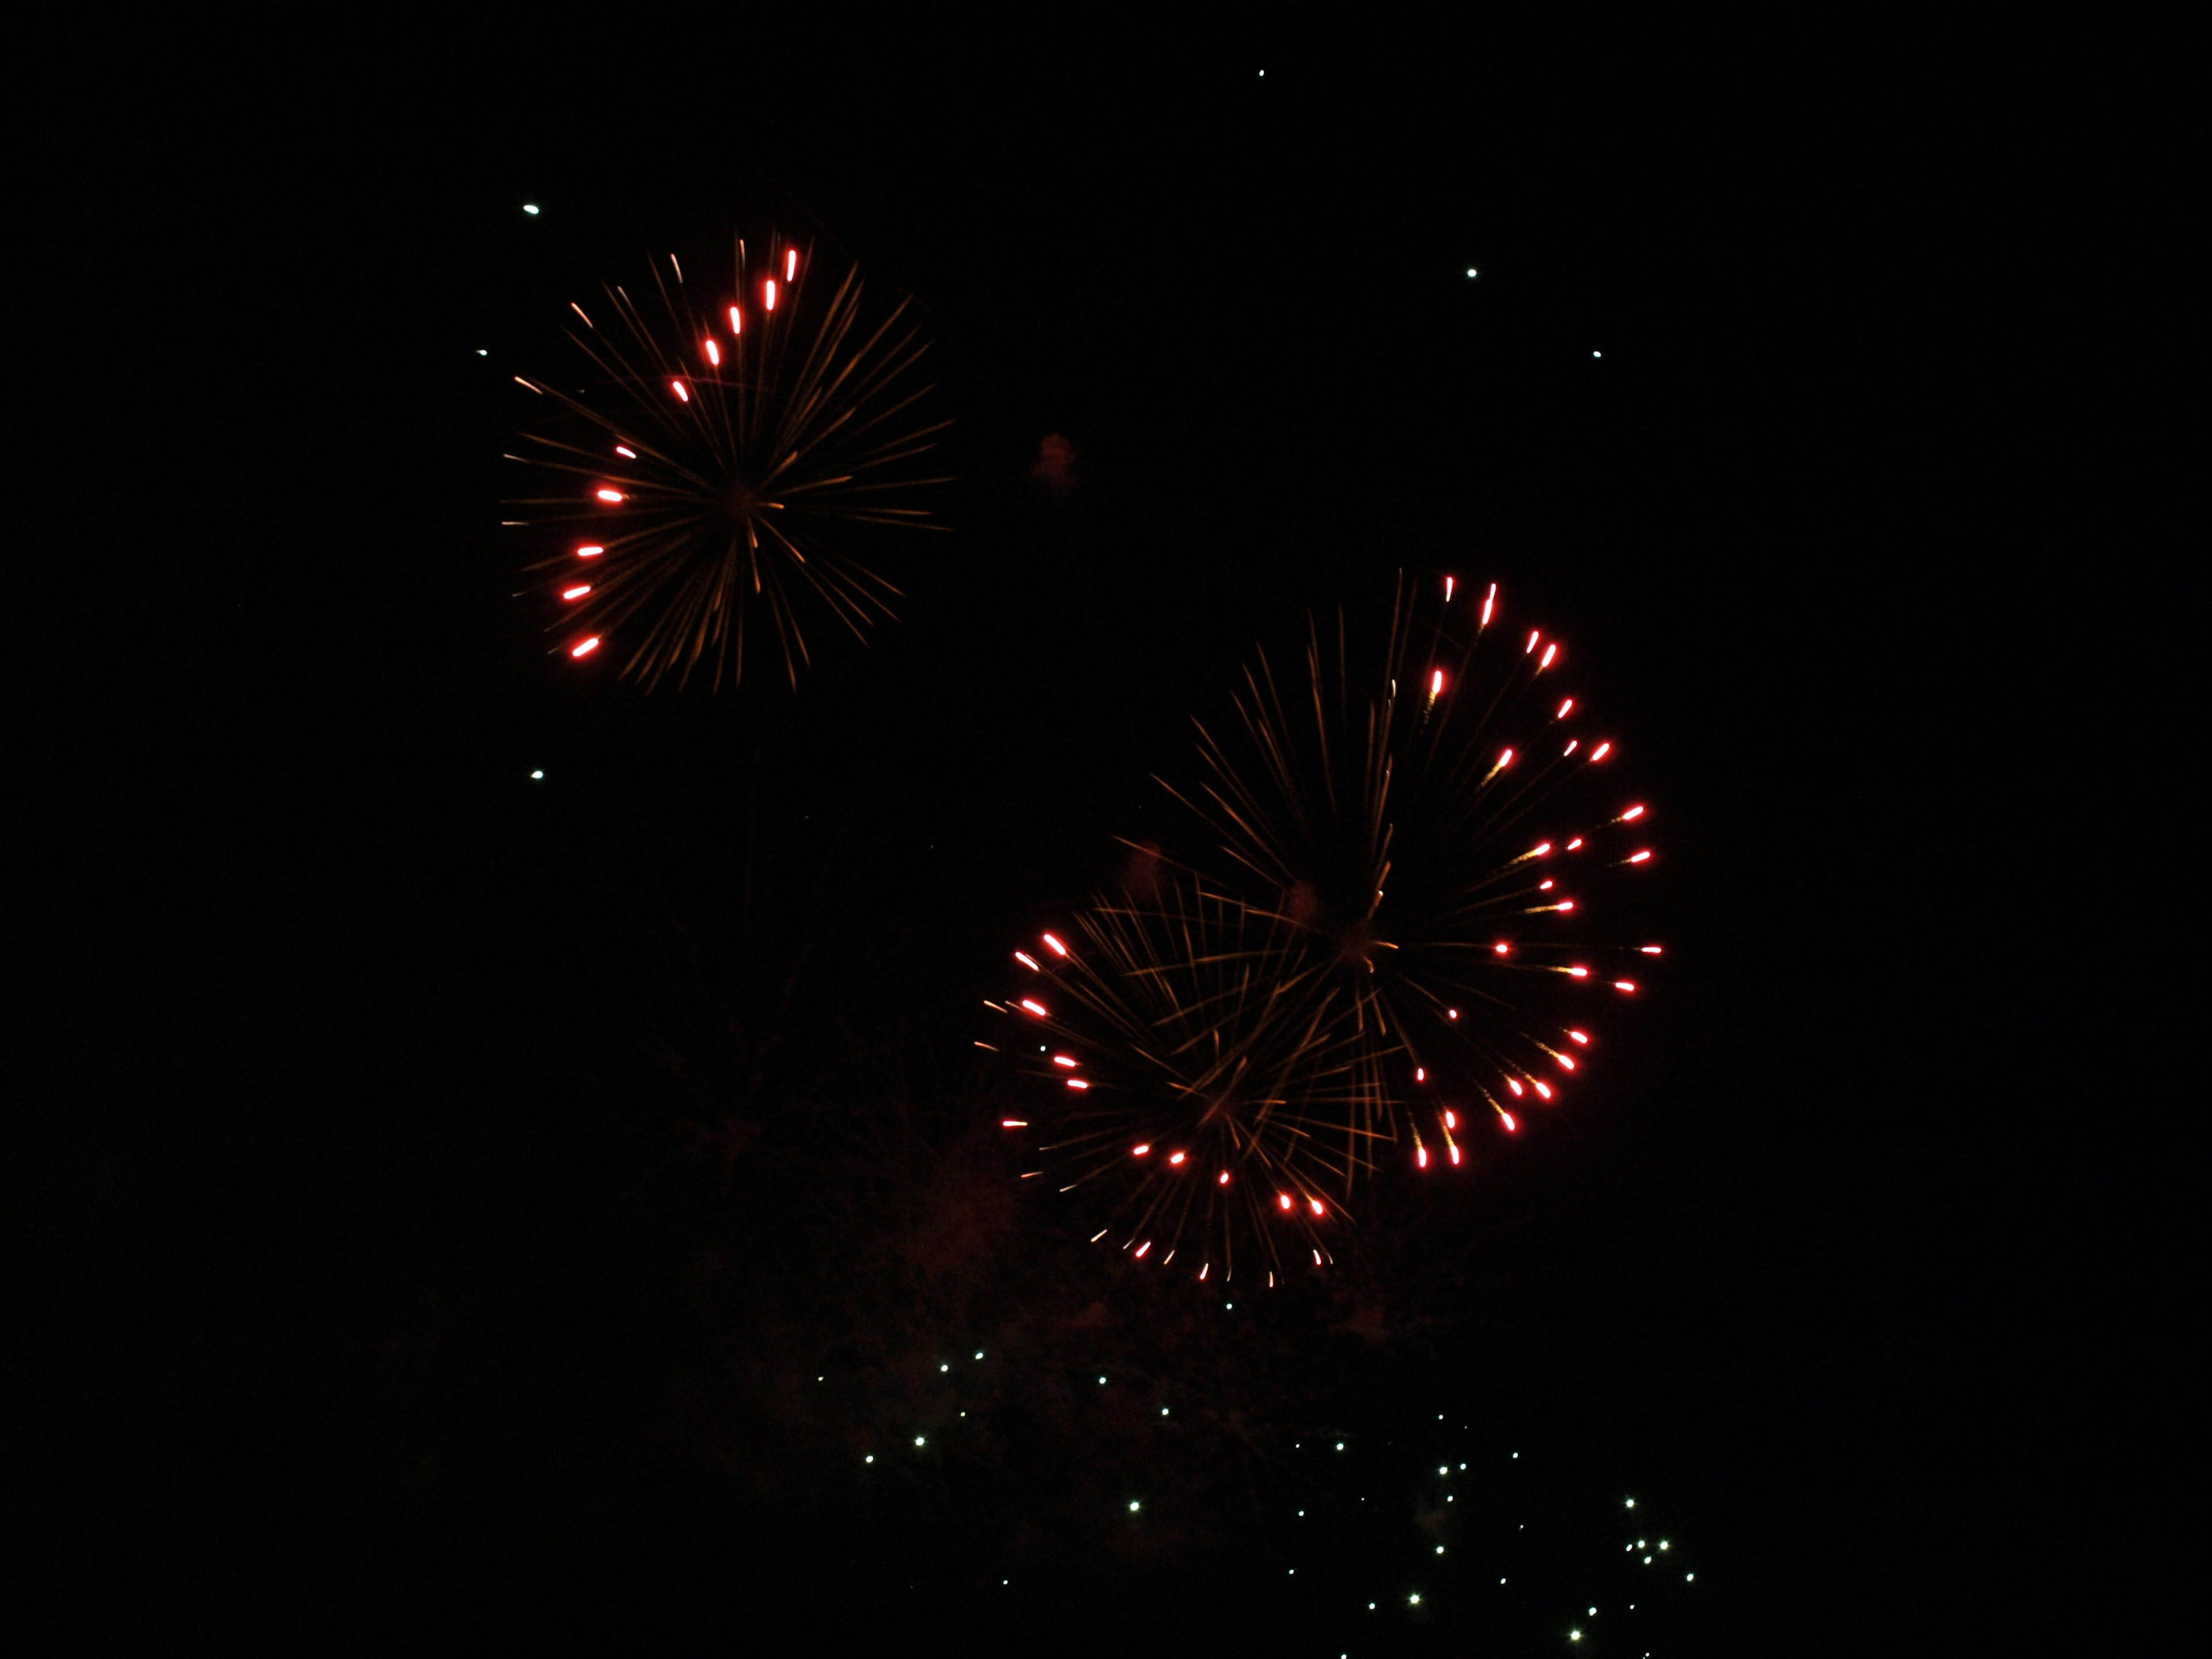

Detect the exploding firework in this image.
[993,573,1662,1279]
[984,881,1373,1282]
[507,233,949,689]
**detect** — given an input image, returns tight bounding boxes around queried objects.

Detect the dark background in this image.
[14,17,2168,1654]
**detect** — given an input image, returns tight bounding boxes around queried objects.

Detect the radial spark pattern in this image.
[509,234,949,690]
[992,574,1663,1281]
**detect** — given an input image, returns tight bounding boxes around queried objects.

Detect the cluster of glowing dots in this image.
[563,251,805,662]
[1403,575,1665,1169]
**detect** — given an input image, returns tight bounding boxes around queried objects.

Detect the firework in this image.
[986,880,1376,1282]
[507,234,949,689]
[994,573,1661,1279]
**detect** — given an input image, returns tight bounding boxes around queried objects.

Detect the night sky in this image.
[18,20,2160,1654]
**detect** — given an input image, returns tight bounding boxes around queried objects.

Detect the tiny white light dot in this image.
[1592,349,1602,358]
[940,1363,949,1372]
[914,1437,924,1446]
[477,349,488,357]
[529,770,544,780]
[1336,1442,1345,1451]
[975,1351,985,1360]
[864,1455,873,1463]
[522,204,540,215]
[1129,1501,1140,1512]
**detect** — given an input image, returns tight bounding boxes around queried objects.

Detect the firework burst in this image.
[507,233,949,690]
[993,573,1662,1280]
[986,881,1372,1283]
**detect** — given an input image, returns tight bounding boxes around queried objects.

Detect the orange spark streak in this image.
[1042,933,1069,956]
[570,637,600,658]
[562,585,591,600]
[576,545,604,558]
[594,488,624,503]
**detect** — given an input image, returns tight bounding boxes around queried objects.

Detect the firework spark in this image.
[507,233,949,689]
[996,574,1661,1279]
[994,878,1391,1279]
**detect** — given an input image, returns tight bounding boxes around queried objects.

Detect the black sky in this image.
[16,18,2168,1654]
